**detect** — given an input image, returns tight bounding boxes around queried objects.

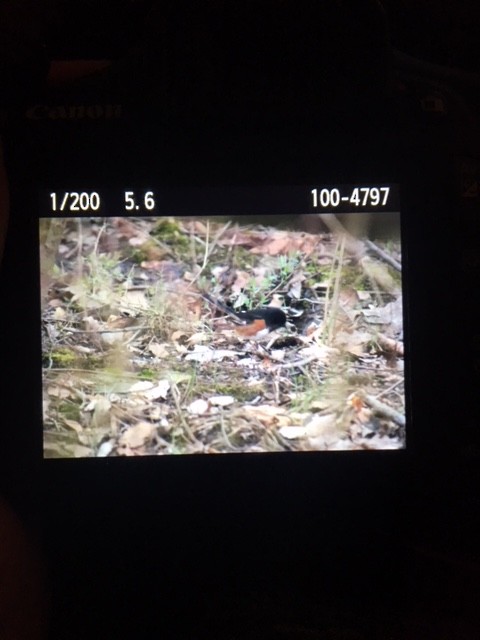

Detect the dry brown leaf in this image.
[118,421,156,449]
[63,419,83,433]
[171,330,188,342]
[47,385,71,399]
[339,287,360,309]
[149,342,170,358]
[349,393,365,413]
[231,271,250,294]
[90,396,112,429]
[114,218,147,241]
[73,445,94,458]
[119,290,150,314]
[257,234,291,256]
[250,230,319,256]
[376,333,404,356]
[242,404,289,427]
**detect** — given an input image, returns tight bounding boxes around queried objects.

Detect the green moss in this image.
[48,348,106,369]
[138,368,157,381]
[57,400,82,422]
[50,348,77,366]
[151,219,189,248]
[212,383,257,402]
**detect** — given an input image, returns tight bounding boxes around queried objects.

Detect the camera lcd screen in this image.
[40,186,406,458]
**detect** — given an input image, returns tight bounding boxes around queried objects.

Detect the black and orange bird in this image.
[202,293,287,338]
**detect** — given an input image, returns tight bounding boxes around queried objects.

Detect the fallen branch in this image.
[376,332,404,356]
[358,390,406,427]
[365,239,402,272]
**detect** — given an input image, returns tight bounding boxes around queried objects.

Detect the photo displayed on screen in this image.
[40,205,405,458]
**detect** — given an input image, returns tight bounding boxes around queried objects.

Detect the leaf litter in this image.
[40,215,405,457]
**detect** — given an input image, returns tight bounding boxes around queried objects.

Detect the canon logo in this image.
[26,104,122,120]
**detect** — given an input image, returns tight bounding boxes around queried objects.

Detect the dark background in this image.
[1,2,480,638]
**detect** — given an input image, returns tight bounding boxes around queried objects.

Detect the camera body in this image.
[1,5,474,636]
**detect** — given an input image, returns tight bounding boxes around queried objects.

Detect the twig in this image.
[63,326,148,334]
[375,378,404,400]
[273,353,320,370]
[358,390,405,427]
[187,221,232,290]
[170,381,197,444]
[365,240,402,272]
[323,234,346,345]
[219,409,238,451]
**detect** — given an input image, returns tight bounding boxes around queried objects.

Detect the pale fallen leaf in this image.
[237,357,258,368]
[310,400,331,411]
[83,316,102,332]
[187,332,209,344]
[334,330,371,356]
[53,306,66,320]
[278,426,308,439]
[140,260,163,270]
[128,235,150,247]
[209,395,235,407]
[97,440,114,457]
[72,345,95,354]
[212,349,241,361]
[304,413,337,437]
[142,380,170,400]
[357,434,402,450]
[288,279,303,299]
[128,380,155,393]
[48,298,64,308]
[326,440,353,451]
[168,371,192,384]
[307,434,342,449]
[188,399,209,415]
[361,309,386,324]
[357,291,371,301]
[185,346,240,363]
[298,344,339,365]
[185,346,214,363]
